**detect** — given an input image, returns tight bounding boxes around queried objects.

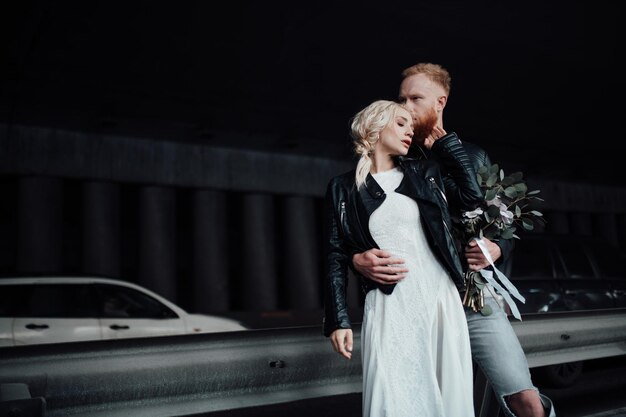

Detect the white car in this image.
[0,276,247,346]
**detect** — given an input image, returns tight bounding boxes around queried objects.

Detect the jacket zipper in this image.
[339,201,346,234]
[428,177,454,242]
[428,176,465,288]
[429,177,447,205]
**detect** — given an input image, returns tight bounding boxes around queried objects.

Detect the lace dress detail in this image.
[361,167,474,417]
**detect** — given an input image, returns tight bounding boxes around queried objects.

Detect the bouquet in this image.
[459,163,546,318]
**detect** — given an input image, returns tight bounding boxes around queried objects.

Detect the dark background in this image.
[2,1,624,185]
[1,1,625,318]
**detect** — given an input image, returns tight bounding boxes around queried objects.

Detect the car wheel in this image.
[532,361,584,388]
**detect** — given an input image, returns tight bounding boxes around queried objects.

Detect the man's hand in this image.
[422,126,447,149]
[465,238,501,271]
[330,328,353,360]
[352,248,408,284]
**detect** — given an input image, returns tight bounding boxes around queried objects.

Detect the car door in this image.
[554,239,614,311]
[97,284,187,340]
[12,284,101,345]
[509,237,563,314]
[0,285,21,346]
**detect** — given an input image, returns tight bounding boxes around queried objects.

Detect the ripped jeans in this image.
[466,296,555,417]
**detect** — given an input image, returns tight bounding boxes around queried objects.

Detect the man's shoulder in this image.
[459,139,492,169]
[460,140,487,157]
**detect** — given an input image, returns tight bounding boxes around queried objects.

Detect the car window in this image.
[509,238,555,279]
[6,284,100,318]
[556,240,595,279]
[97,284,179,319]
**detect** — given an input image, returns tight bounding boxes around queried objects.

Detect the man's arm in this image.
[352,249,407,285]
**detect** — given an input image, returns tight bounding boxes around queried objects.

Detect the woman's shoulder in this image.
[328,170,356,184]
[326,170,356,192]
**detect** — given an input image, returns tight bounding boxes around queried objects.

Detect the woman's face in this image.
[376,107,414,157]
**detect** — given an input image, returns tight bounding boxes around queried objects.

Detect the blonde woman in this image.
[323,99,482,417]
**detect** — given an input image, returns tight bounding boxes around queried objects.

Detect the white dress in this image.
[361,167,474,417]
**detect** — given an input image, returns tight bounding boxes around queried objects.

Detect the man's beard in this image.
[411,107,439,145]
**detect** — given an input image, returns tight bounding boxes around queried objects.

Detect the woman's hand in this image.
[330,328,353,360]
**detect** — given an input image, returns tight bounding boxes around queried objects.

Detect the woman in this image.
[323,100,482,417]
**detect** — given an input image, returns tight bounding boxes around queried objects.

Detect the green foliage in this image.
[461,163,546,242]
[461,164,547,315]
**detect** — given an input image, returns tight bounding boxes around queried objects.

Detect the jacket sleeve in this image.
[430,132,483,211]
[322,179,352,337]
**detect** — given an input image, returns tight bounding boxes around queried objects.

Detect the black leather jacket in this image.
[411,140,514,272]
[323,133,483,337]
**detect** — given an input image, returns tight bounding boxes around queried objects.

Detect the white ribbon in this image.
[474,237,526,321]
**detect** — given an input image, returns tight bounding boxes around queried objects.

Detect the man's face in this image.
[398,73,445,129]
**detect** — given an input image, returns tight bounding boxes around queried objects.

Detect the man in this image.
[351,63,555,417]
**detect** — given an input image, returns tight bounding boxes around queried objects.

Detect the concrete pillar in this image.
[280,196,321,309]
[82,181,120,277]
[138,186,177,302]
[239,193,278,310]
[191,189,230,313]
[617,214,626,253]
[17,176,64,273]
[0,178,17,271]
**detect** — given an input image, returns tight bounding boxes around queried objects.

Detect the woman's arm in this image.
[322,179,352,337]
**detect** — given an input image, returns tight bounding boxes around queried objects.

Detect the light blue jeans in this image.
[465,296,556,417]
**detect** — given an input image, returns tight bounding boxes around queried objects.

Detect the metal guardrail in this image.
[1,309,625,417]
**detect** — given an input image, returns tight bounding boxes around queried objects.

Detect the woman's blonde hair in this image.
[350,100,406,189]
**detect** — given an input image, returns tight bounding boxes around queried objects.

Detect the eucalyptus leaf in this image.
[483,229,497,240]
[476,173,483,184]
[485,188,498,200]
[499,169,504,180]
[530,210,543,216]
[489,164,499,174]
[486,173,498,187]
[487,205,500,217]
[478,165,489,175]
[501,176,514,186]
[514,183,528,193]
[522,218,534,230]
[515,205,521,216]
[500,228,514,239]
[504,186,518,198]
[527,190,541,195]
